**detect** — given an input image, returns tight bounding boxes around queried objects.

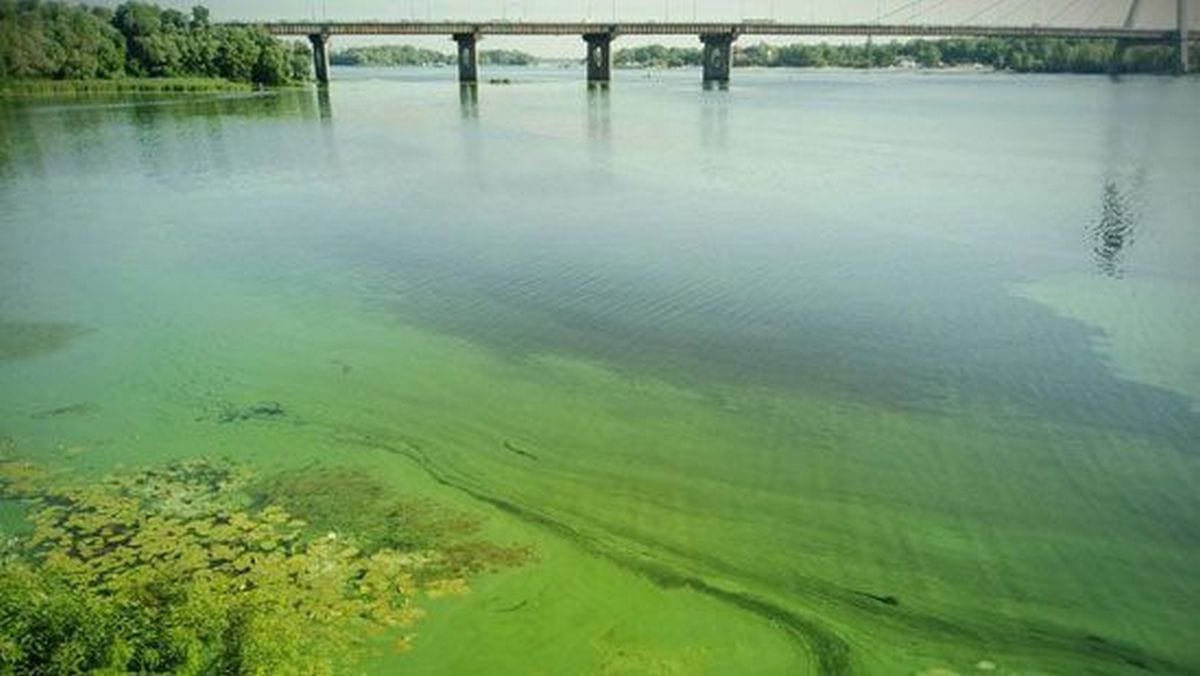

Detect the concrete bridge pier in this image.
[583,32,614,83]
[453,32,480,83]
[308,33,330,84]
[701,32,735,84]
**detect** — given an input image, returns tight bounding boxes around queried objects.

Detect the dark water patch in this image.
[502,440,539,461]
[213,401,286,424]
[0,319,92,361]
[853,591,900,606]
[492,599,529,613]
[30,402,101,420]
[373,252,1200,455]
[1080,633,1160,671]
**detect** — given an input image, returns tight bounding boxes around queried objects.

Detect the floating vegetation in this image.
[0,456,532,674]
[0,318,92,361]
[216,401,287,424]
[250,465,534,582]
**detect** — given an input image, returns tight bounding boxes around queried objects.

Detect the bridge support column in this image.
[1177,0,1190,74]
[583,33,614,83]
[700,33,735,85]
[453,32,479,83]
[308,33,330,84]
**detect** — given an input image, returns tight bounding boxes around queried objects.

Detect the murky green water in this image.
[2,68,1198,674]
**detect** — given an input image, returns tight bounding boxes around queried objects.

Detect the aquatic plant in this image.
[250,465,534,581]
[0,456,531,674]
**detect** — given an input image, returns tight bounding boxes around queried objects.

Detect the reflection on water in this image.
[701,86,729,149]
[316,86,333,122]
[1091,179,1137,278]
[459,83,479,119]
[587,82,611,141]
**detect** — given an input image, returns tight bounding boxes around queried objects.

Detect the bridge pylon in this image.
[308,32,330,84]
[700,32,736,85]
[453,32,480,84]
[583,31,616,83]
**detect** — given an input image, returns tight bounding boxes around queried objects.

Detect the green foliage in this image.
[614,45,701,69]
[330,45,454,67]
[0,1,310,85]
[479,49,538,66]
[618,38,1187,74]
[0,457,532,674]
[328,45,538,68]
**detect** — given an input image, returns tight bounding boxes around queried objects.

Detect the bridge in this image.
[238,0,1193,85]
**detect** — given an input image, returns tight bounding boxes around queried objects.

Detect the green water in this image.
[1,68,1198,674]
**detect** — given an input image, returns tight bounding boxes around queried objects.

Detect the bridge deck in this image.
[246,22,1174,42]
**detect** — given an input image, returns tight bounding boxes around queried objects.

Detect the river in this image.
[1,67,1198,674]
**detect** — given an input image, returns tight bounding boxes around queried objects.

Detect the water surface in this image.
[2,67,1198,674]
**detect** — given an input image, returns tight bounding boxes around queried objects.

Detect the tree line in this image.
[0,1,311,85]
[617,38,1194,74]
[330,45,539,67]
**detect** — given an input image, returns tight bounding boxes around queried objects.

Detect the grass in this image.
[0,77,255,96]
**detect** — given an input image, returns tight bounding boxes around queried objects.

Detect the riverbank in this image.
[0,78,255,97]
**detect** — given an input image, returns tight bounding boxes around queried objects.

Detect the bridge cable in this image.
[1047,0,1088,25]
[959,0,1017,25]
[875,0,928,23]
[905,0,957,24]
[990,0,1041,25]
[1078,0,1108,27]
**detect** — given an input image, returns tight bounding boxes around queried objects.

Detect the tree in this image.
[914,41,941,68]
[189,4,207,29]
[114,2,161,38]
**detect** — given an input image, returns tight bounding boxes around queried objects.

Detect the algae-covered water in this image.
[1,68,1198,674]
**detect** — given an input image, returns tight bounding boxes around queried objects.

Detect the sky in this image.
[89,1,1193,56]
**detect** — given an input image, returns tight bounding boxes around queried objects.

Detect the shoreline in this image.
[0,78,258,97]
